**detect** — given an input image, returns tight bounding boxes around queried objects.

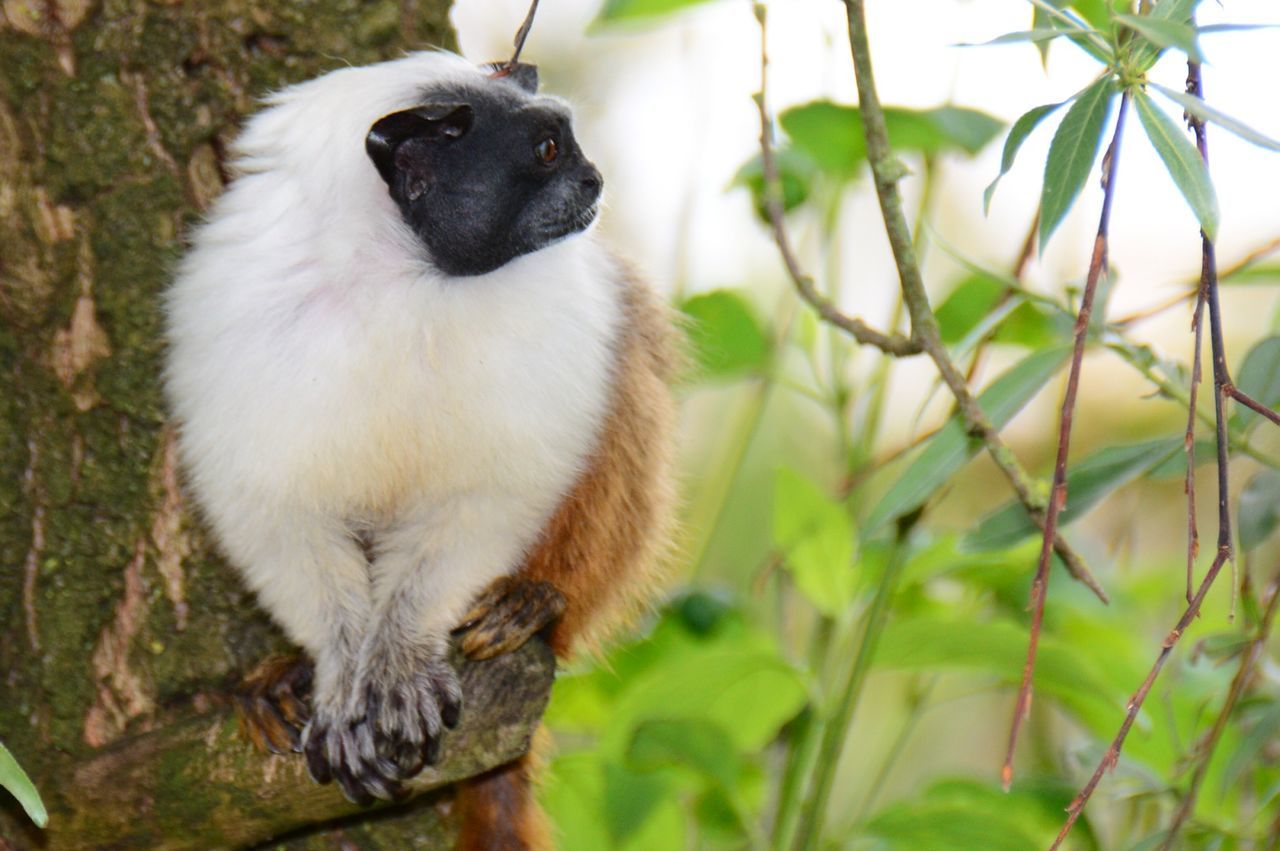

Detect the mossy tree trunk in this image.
[0,3,547,849]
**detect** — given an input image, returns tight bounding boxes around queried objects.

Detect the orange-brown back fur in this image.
[456,263,680,849]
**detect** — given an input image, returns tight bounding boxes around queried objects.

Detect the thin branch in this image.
[1050,58,1248,849]
[1006,91,1132,789]
[832,1,1106,601]
[1159,569,1280,850]
[507,0,540,67]
[1184,266,1208,602]
[1049,548,1232,849]
[1225,383,1280,428]
[753,31,920,358]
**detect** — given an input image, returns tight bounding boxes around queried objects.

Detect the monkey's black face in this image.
[366,65,603,277]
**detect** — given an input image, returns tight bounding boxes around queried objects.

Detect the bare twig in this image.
[1184,265,1208,602]
[1050,548,1233,849]
[1006,91,1132,789]
[753,20,920,358]
[507,0,540,67]
[1225,383,1280,428]
[1159,570,1280,850]
[1050,58,1272,849]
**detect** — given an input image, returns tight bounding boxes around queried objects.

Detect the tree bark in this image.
[0,3,555,849]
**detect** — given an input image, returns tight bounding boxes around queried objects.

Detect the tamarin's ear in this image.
[485,61,539,94]
[366,104,474,187]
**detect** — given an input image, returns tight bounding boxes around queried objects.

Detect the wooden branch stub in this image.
[33,640,556,851]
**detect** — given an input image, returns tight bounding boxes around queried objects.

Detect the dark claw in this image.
[422,733,442,767]
[304,726,333,784]
[335,762,376,807]
[441,692,461,729]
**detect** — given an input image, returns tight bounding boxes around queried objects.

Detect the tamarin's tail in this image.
[455,732,550,851]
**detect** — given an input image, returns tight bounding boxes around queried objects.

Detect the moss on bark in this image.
[0,3,506,848]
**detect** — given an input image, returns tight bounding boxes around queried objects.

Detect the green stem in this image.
[791,524,914,849]
[686,377,774,579]
[850,676,937,827]
[771,616,835,850]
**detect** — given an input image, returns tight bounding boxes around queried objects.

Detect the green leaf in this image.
[865,801,1042,851]
[1025,0,1114,62]
[628,719,739,789]
[888,106,1005,156]
[593,0,719,25]
[1221,702,1280,794]
[1150,83,1280,153]
[772,468,856,617]
[603,762,672,844]
[958,28,1080,47]
[937,275,1006,344]
[1039,76,1115,253]
[1239,469,1280,552]
[865,346,1069,532]
[606,646,807,753]
[680,290,770,380]
[864,779,1065,850]
[0,740,47,829]
[1222,262,1280,285]
[1115,13,1203,64]
[543,753,685,851]
[1232,336,1280,429]
[780,102,867,178]
[731,148,815,220]
[985,101,1064,213]
[781,101,1003,180]
[875,618,1117,730]
[1133,91,1219,241]
[1127,0,1203,69]
[965,435,1182,551]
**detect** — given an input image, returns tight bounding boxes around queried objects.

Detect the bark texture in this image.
[0,3,556,848]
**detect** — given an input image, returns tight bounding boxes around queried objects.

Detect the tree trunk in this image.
[0,3,552,848]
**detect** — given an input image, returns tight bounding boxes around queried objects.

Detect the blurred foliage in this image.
[552,0,1280,849]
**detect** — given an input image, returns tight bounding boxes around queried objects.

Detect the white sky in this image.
[453,0,1279,308]
[452,0,1280,453]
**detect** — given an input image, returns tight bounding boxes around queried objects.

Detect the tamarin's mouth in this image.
[539,204,598,242]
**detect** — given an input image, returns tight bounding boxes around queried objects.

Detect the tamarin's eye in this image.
[535,138,558,164]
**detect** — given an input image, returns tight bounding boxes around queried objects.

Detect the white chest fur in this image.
[164,53,622,589]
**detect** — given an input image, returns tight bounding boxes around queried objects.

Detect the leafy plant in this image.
[0,740,47,829]
[547,1,1280,849]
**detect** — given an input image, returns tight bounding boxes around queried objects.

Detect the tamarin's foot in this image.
[453,576,566,660]
[234,654,314,755]
[303,643,462,805]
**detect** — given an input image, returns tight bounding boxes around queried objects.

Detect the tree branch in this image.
[1159,568,1280,850]
[837,1,1110,609]
[24,641,556,851]
[1006,90,1132,788]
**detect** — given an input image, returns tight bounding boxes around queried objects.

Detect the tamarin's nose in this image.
[580,165,603,196]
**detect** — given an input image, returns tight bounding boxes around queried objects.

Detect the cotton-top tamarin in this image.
[164,51,677,848]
